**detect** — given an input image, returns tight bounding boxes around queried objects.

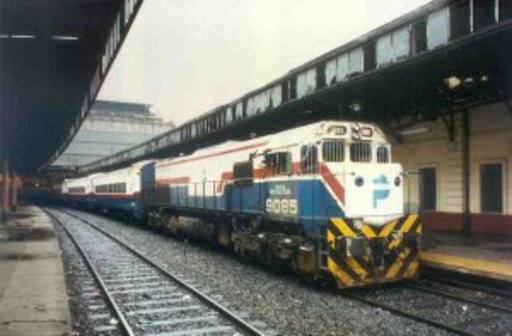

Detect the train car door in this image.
[230,160,254,213]
[139,162,156,218]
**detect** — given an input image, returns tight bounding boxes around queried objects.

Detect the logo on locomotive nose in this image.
[372,175,390,209]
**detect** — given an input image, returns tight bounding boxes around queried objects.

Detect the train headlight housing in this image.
[394,176,401,187]
[355,176,364,187]
[328,126,347,136]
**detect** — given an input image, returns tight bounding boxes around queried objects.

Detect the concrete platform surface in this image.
[421,231,512,282]
[0,206,71,336]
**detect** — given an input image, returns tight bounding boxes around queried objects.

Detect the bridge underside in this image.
[223,24,512,144]
[80,20,512,175]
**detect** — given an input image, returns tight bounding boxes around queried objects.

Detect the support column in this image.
[11,173,18,212]
[462,110,471,237]
[2,160,9,221]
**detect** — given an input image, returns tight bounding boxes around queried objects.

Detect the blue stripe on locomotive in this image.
[164,179,343,238]
[63,194,92,209]
[90,194,141,218]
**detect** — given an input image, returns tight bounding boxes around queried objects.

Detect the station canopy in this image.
[0,0,143,174]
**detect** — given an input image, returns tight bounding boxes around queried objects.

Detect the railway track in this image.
[46,207,267,336]
[424,269,512,300]
[340,277,512,336]
[406,281,512,315]
[50,207,512,335]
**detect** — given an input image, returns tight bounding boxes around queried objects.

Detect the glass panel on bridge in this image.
[376,33,392,66]
[427,8,449,49]
[392,26,410,60]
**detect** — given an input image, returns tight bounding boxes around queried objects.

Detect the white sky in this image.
[98,0,431,126]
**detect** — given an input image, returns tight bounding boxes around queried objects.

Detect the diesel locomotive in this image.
[60,120,421,288]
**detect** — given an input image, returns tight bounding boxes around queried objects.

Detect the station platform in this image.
[420,231,512,282]
[0,206,71,336]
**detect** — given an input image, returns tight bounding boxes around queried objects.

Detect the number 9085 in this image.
[266,198,298,215]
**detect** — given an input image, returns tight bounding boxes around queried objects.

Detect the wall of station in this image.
[394,102,512,234]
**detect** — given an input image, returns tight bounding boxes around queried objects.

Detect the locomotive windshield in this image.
[321,139,391,164]
[322,140,344,162]
[350,142,372,162]
[377,145,390,163]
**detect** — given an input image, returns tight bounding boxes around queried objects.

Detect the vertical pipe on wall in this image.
[11,174,18,212]
[2,160,9,221]
[462,110,471,237]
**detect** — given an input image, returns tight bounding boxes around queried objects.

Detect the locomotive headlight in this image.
[328,126,347,135]
[360,127,373,137]
[355,176,364,187]
[394,176,401,187]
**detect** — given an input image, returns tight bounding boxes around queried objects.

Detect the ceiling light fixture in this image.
[52,35,79,41]
[10,34,36,39]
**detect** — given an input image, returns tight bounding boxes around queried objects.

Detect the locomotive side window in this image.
[376,145,390,163]
[68,187,85,193]
[233,161,253,186]
[350,142,371,162]
[322,140,344,162]
[95,183,126,193]
[264,152,292,175]
[301,145,318,174]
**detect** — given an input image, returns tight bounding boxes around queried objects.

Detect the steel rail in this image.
[53,207,266,336]
[45,209,135,336]
[426,276,512,300]
[339,291,475,336]
[406,283,512,315]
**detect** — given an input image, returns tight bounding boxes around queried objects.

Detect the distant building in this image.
[51,100,173,167]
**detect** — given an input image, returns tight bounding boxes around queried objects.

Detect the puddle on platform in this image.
[0,227,55,242]
[0,252,56,261]
[0,212,36,223]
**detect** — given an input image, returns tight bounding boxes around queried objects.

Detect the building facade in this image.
[51,100,172,167]
[394,102,511,235]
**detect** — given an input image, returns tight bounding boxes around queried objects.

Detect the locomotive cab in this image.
[310,122,421,287]
[318,125,404,226]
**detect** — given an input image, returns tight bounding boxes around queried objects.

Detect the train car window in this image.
[376,146,390,163]
[264,152,292,175]
[350,142,371,162]
[480,163,503,213]
[69,187,85,193]
[234,161,253,186]
[322,140,344,162]
[301,145,318,174]
[119,183,126,193]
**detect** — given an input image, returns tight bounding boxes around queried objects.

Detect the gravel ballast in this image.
[55,209,467,335]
